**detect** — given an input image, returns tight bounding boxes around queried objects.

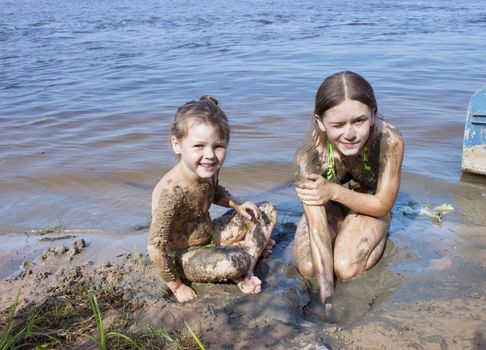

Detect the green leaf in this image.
[107,332,144,350]
[184,322,206,350]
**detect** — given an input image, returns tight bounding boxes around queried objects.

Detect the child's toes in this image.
[237,275,262,294]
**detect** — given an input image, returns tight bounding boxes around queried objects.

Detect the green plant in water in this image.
[85,293,142,350]
[38,218,64,235]
[133,246,146,266]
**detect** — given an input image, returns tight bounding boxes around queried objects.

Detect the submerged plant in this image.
[133,246,147,266]
[401,200,454,224]
[32,218,65,235]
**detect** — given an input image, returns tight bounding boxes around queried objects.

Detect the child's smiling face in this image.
[316,98,374,156]
[172,120,227,179]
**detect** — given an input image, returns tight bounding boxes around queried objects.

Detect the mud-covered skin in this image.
[297,122,400,193]
[213,183,231,203]
[213,202,274,257]
[148,170,276,284]
[294,120,403,303]
[175,202,276,283]
[148,178,219,282]
[177,246,251,282]
[295,121,401,196]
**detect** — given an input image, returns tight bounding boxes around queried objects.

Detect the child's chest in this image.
[334,152,379,192]
[190,181,215,212]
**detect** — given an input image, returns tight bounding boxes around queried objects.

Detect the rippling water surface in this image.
[1,0,486,234]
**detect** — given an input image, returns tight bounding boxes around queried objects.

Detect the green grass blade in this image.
[1,289,21,343]
[88,293,106,350]
[107,332,144,350]
[184,322,205,350]
[33,345,52,350]
[0,289,31,350]
[1,329,26,350]
[149,326,175,343]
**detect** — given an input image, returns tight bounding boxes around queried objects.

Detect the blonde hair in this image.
[170,95,230,143]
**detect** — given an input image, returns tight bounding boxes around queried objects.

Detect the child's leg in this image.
[293,215,315,278]
[333,212,390,280]
[212,202,277,294]
[242,202,277,270]
[293,203,342,278]
[211,208,251,246]
[177,246,251,283]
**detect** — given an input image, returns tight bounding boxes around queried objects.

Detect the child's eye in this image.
[193,144,204,148]
[355,119,365,125]
[331,123,345,128]
[215,144,226,149]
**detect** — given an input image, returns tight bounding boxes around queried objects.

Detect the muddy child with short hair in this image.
[148,96,277,303]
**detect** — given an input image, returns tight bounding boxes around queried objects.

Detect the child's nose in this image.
[204,147,215,158]
[344,125,356,140]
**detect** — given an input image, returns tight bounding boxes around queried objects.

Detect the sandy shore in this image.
[1,176,486,349]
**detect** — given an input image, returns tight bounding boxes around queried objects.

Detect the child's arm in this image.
[213,183,260,220]
[296,129,404,217]
[148,191,197,303]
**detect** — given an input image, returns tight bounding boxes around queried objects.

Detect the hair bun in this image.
[200,95,219,106]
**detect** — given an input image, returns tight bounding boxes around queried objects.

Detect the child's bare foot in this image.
[237,275,262,294]
[262,238,275,257]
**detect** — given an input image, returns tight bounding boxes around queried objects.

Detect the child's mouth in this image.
[200,163,216,170]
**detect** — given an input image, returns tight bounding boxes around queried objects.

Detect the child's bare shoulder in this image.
[381,121,403,149]
[151,169,186,212]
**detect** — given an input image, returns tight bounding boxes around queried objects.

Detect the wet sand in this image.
[1,174,485,349]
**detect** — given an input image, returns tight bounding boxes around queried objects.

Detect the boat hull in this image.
[462,85,486,175]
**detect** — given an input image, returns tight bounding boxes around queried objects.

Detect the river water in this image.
[1,0,485,270]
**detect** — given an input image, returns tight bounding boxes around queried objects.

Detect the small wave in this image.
[342,20,377,26]
[171,42,210,50]
[251,19,273,25]
[470,16,486,24]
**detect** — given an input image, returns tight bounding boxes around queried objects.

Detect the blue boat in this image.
[462,85,486,175]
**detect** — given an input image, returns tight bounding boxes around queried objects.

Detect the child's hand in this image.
[234,201,261,221]
[173,284,197,303]
[295,173,336,206]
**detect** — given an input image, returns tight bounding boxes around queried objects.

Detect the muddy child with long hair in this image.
[294,71,404,307]
[148,96,277,303]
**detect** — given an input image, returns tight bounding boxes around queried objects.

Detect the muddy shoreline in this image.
[1,176,486,349]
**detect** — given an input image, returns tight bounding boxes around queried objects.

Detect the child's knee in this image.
[258,202,276,219]
[298,259,314,279]
[334,255,361,280]
[256,202,277,238]
[182,247,251,281]
[225,252,252,279]
[202,251,251,281]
